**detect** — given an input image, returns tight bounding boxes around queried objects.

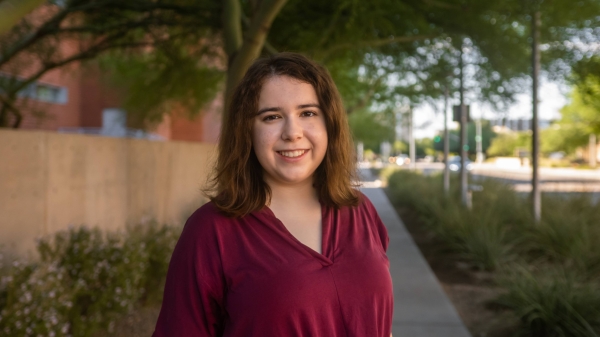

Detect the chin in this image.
[270,173,314,186]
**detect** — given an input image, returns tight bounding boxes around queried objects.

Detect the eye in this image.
[301,110,318,117]
[262,114,281,122]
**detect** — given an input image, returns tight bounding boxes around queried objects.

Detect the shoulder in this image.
[354,191,389,251]
[187,202,233,227]
[331,191,382,228]
[354,191,379,216]
[178,202,239,244]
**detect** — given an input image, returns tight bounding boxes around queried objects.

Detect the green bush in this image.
[496,265,600,337]
[384,169,600,335]
[524,195,600,279]
[387,171,518,271]
[0,223,180,337]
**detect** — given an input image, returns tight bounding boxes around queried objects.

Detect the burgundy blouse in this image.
[153,194,393,337]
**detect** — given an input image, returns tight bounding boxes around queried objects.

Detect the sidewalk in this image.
[360,169,471,337]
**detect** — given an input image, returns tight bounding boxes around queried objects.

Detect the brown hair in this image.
[207,52,359,217]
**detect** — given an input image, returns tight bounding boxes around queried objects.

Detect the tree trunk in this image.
[590,134,597,168]
[222,0,287,124]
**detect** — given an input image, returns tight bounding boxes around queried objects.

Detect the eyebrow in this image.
[256,103,321,115]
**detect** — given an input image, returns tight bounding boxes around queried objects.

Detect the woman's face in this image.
[252,75,328,188]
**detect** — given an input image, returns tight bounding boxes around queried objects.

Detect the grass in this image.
[496,265,600,337]
[384,169,600,336]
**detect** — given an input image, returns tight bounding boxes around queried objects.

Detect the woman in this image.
[153,53,393,337]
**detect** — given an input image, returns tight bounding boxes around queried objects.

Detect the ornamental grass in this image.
[385,169,600,336]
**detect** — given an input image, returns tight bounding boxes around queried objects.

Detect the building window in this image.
[20,82,69,104]
[0,73,68,104]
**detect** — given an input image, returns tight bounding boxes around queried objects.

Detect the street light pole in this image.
[531,10,541,222]
[459,41,468,206]
[444,86,450,194]
[409,105,416,170]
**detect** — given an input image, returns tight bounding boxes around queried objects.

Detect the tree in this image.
[2,0,599,130]
[0,0,221,128]
[433,120,496,155]
[541,82,600,155]
[347,109,395,153]
[487,132,531,157]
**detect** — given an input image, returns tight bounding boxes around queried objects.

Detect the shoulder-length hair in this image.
[207,52,359,217]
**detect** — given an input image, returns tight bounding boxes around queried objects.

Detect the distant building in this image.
[489,118,554,133]
[0,6,221,143]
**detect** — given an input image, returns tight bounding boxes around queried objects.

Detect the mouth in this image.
[277,149,308,158]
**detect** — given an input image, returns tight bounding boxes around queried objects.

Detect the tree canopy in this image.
[1,0,599,132]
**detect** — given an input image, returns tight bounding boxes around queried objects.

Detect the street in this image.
[371,162,600,202]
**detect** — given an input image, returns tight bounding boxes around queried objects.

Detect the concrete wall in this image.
[0,129,216,256]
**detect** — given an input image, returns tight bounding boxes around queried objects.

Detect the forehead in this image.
[258,75,318,106]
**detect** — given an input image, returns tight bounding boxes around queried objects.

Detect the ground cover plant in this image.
[385,169,600,336]
[0,223,180,337]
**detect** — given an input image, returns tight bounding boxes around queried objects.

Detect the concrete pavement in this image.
[360,169,472,337]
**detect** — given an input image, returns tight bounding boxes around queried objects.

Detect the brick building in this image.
[1,5,221,143]
[2,62,222,143]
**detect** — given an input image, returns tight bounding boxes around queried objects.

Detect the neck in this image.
[267,179,319,209]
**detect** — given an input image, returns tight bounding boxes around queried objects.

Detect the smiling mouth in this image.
[278,150,307,158]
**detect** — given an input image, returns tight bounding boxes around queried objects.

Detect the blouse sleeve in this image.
[362,194,390,253]
[153,206,227,337]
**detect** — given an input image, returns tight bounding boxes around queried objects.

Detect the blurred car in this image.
[448,156,473,172]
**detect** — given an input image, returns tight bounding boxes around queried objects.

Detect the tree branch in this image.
[319,34,435,61]
[241,14,278,55]
[224,0,288,118]
[223,0,243,61]
[0,7,72,68]
[315,2,350,50]
[346,76,384,115]
[0,93,22,128]
[0,0,46,35]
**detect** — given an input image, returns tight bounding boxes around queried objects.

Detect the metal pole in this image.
[531,10,541,222]
[443,86,450,194]
[476,117,483,164]
[409,106,416,170]
[459,41,468,206]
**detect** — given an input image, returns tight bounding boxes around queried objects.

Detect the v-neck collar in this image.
[258,204,333,266]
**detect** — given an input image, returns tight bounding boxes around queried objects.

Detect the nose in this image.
[281,117,303,141]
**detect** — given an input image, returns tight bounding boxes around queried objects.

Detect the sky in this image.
[412,79,569,139]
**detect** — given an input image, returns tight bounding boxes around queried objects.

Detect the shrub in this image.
[0,223,181,337]
[383,169,600,335]
[386,171,518,271]
[524,194,600,279]
[496,265,600,337]
[0,261,72,336]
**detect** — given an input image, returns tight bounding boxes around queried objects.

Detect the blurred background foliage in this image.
[1,0,599,137]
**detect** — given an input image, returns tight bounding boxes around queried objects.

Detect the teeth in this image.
[279,150,306,158]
